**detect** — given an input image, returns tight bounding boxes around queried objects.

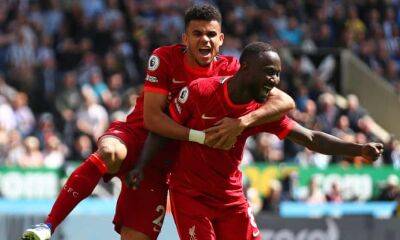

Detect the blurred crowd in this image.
[0,0,399,171]
[248,171,400,214]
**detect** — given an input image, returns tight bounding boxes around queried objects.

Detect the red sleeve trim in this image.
[277,118,295,139]
[168,104,182,124]
[144,86,169,95]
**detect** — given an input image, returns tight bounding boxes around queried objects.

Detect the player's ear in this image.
[182,33,188,46]
[219,33,224,46]
[240,61,248,70]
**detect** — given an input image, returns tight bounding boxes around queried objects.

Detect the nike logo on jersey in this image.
[172,78,186,84]
[201,114,217,120]
[189,225,197,240]
[253,229,260,238]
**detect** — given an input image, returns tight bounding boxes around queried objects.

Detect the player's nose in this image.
[200,34,210,42]
[267,77,278,87]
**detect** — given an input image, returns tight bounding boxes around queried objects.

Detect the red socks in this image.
[45,153,108,232]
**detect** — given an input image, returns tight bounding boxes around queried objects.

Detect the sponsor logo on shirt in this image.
[174,99,182,114]
[178,87,189,104]
[148,55,160,71]
[145,74,158,83]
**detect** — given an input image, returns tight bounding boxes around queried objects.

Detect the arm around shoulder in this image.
[143,91,190,141]
[239,88,295,128]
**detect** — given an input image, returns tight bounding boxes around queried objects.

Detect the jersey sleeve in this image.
[168,86,194,125]
[143,48,171,95]
[252,115,295,139]
[222,56,240,75]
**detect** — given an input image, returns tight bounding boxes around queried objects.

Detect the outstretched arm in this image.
[205,88,295,149]
[286,122,383,161]
[126,132,168,189]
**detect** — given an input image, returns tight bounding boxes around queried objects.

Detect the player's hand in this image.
[204,117,245,150]
[126,166,144,190]
[361,142,384,162]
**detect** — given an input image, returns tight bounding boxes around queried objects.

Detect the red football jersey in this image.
[126,44,240,128]
[168,76,294,210]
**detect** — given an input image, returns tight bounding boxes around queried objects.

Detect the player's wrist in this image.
[189,129,205,144]
[238,117,249,130]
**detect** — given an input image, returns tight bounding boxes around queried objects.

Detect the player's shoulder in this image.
[152,44,185,58]
[148,44,185,71]
[189,76,229,96]
[215,54,240,71]
[216,54,238,63]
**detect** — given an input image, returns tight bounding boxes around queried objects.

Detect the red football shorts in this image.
[113,166,168,240]
[170,190,262,240]
[98,121,170,239]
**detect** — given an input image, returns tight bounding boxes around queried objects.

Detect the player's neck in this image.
[184,53,211,69]
[227,75,253,105]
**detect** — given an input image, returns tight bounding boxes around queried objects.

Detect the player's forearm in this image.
[239,88,295,128]
[303,131,363,156]
[135,132,168,169]
[144,111,190,141]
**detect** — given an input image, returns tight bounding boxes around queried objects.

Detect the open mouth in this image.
[198,48,212,57]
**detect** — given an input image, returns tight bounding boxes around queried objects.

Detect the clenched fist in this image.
[361,143,384,162]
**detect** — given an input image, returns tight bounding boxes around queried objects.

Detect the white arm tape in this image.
[188,129,205,144]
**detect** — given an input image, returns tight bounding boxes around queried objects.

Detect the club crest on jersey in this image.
[148,55,160,71]
[178,87,189,104]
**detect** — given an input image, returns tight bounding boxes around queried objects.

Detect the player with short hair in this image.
[128,42,383,240]
[22,4,295,240]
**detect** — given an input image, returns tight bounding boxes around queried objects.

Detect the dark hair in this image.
[184,4,222,29]
[239,42,277,65]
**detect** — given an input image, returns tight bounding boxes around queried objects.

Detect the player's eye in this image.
[192,31,202,37]
[207,32,217,38]
[266,69,275,75]
[265,69,280,77]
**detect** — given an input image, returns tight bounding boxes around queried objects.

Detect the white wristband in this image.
[189,129,205,144]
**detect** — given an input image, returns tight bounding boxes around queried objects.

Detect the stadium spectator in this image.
[76,86,109,141]
[306,177,327,204]
[105,72,125,113]
[326,182,343,203]
[43,135,67,169]
[12,92,35,137]
[71,134,94,162]
[6,130,25,166]
[262,179,282,213]
[384,137,400,168]
[253,133,284,163]
[34,113,59,149]
[86,70,112,106]
[379,174,400,201]
[332,115,355,139]
[0,73,17,101]
[315,92,339,134]
[19,136,44,168]
[0,95,17,131]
